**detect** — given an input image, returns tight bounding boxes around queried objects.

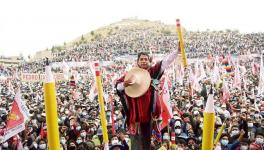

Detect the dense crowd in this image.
[0,26,264,150]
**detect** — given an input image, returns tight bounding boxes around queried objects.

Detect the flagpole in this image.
[214,120,226,145]
[176,19,188,67]
[43,58,60,150]
[94,62,109,145]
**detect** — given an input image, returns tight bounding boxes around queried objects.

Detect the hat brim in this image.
[124,67,151,98]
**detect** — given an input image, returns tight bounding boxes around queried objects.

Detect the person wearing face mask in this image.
[161,132,170,149]
[220,129,246,150]
[239,138,250,150]
[76,136,83,146]
[256,119,264,138]
[60,136,67,150]
[248,119,257,142]
[26,137,38,150]
[79,129,88,142]
[174,123,188,145]
[111,135,120,146]
[229,126,241,143]
[214,141,222,150]
[219,134,230,149]
[249,133,264,150]
[38,139,47,150]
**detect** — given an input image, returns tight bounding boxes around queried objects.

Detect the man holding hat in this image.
[116,48,178,150]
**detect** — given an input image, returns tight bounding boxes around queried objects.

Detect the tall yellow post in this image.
[176,19,188,67]
[94,62,109,144]
[43,62,60,150]
[202,94,215,150]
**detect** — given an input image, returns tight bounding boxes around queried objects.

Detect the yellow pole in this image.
[176,19,188,67]
[94,62,109,144]
[202,94,215,150]
[43,63,60,150]
[214,121,226,145]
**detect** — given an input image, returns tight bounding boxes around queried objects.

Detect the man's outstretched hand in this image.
[124,75,135,87]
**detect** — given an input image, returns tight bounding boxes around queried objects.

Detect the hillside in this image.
[52,19,179,52]
[48,18,263,63]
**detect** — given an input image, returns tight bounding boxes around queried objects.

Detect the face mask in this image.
[76,126,81,131]
[3,142,8,148]
[248,123,253,128]
[221,139,229,146]
[61,139,66,144]
[24,147,29,150]
[111,139,119,145]
[61,116,66,121]
[34,143,38,148]
[241,145,248,150]
[175,129,181,134]
[196,100,202,106]
[76,139,82,144]
[80,132,86,137]
[163,135,169,140]
[231,130,239,136]
[65,110,69,115]
[214,146,221,150]
[256,138,263,144]
[82,112,87,116]
[115,111,119,115]
[39,144,46,149]
[32,119,37,124]
[176,147,183,150]
[200,123,203,128]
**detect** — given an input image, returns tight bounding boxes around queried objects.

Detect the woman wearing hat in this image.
[116,48,179,150]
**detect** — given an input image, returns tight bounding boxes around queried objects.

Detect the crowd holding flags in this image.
[0,19,264,150]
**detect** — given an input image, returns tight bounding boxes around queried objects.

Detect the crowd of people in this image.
[0,22,264,150]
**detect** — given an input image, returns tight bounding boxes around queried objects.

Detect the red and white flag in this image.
[211,62,220,84]
[62,60,70,80]
[89,81,98,101]
[199,62,206,81]
[251,61,259,76]
[175,64,184,85]
[222,80,230,104]
[0,91,29,143]
[233,64,241,90]
[159,77,173,130]
[258,55,264,95]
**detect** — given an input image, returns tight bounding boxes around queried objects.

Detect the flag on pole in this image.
[233,64,241,90]
[211,61,220,84]
[258,55,264,95]
[199,62,206,81]
[62,60,70,80]
[159,77,173,130]
[222,80,230,104]
[251,61,259,76]
[0,91,30,143]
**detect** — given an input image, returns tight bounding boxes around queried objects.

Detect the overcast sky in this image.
[0,0,263,57]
